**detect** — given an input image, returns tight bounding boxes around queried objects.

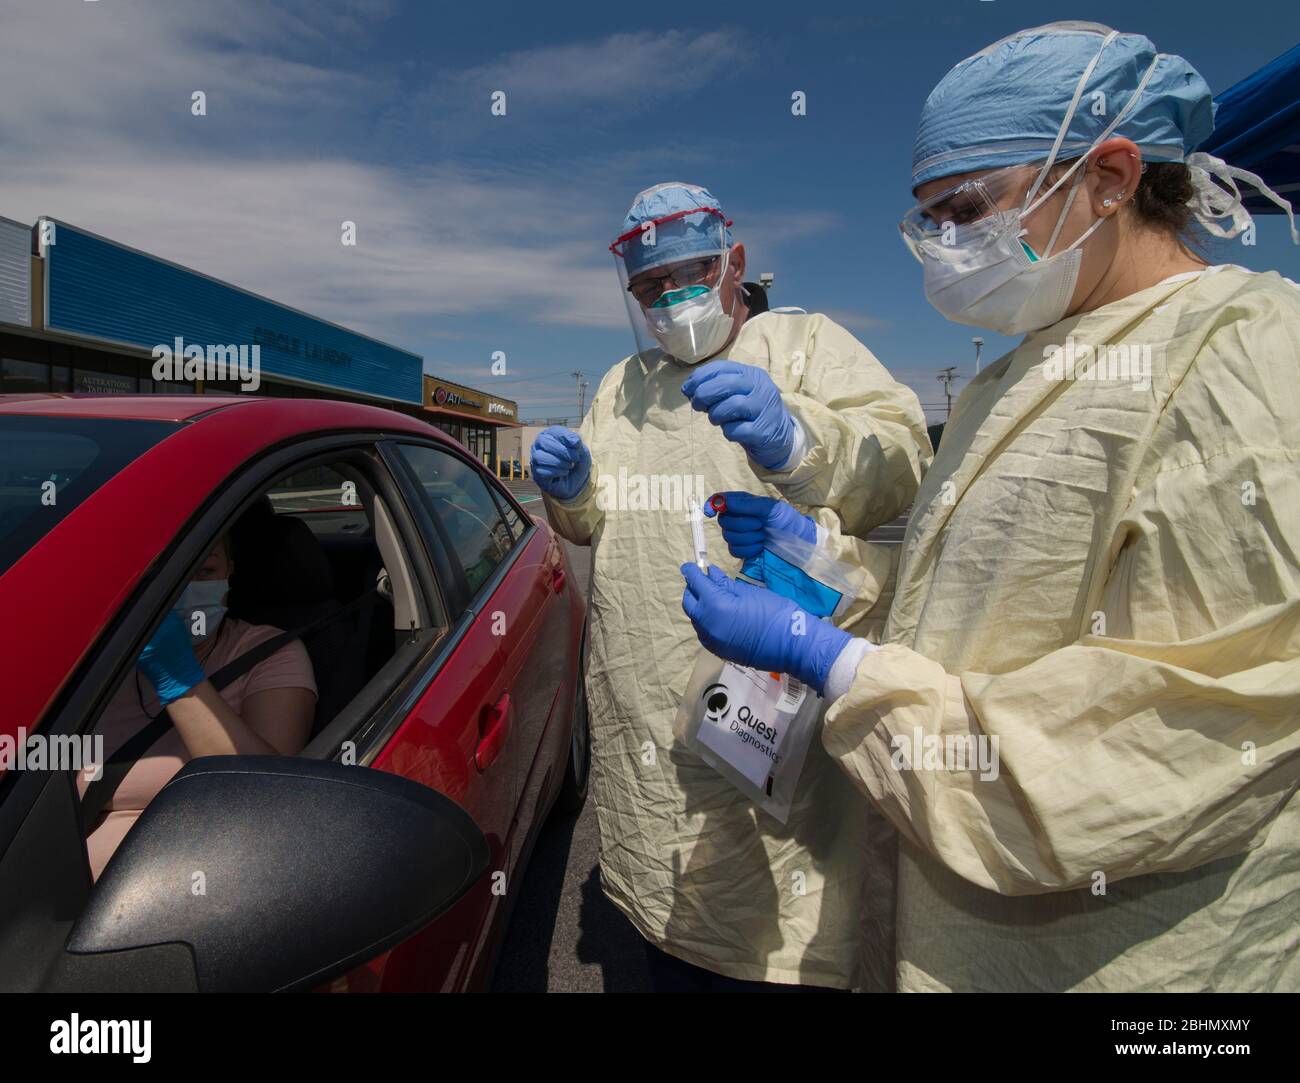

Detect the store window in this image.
[431,419,464,444]
[464,425,493,464]
[203,379,244,395]
[73,369,137,394]
[1,358,51,393]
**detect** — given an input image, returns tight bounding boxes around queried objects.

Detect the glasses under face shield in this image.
[625,256,723,307]
[899,163,1041,263]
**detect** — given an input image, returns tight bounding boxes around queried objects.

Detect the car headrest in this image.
[227,502,335,617]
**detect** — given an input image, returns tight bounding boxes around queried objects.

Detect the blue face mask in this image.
[174,578,228,641]
[740,549,843,619]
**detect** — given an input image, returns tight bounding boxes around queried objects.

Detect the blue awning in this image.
[1199,44,1300,215]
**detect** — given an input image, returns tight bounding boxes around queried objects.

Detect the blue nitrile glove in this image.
[137,610,207,705]
[680,563,852,696]
[704,492,816,559]
[530,426,592,502]
[681,360,796,470]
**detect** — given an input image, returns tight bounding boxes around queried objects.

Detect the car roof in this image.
[0,393,440,435]
[0,393,287,422]
[0,393,254,421]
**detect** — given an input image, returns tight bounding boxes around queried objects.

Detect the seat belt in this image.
[78,589,382,835]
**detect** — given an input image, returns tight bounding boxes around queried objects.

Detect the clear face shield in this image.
[611,209,736,365]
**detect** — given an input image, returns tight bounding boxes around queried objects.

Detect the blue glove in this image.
[137,610,207,705]
[681,360,796,471]
[530,426,592,502]
[680,563,852,696]
[704,492,816,559]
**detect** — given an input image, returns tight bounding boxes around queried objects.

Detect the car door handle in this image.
[551,567,566,593]
[475,693,512,772]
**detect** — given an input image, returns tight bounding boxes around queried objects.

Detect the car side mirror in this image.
[62,756,489,993]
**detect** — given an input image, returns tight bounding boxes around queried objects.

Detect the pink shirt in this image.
[79,617,317,881]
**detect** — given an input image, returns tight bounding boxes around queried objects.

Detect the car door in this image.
[0,421,488,993]
[365,439,563,988]
[386,441,559,814]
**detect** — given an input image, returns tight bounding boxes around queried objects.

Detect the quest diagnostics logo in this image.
[702,682,731,724]
[151,336,261,391]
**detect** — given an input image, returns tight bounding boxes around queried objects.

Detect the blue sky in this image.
[2,0,1298,420]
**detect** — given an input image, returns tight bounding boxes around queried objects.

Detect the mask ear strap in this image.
[1025,30,1119,207]
[1024,45,1162,219]
[1041,168,1086,257]
[717,242,736,315]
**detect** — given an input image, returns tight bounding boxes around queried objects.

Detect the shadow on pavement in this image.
[491,799,651,992]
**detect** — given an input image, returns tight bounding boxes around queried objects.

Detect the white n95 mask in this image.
[922,207,1102,335]
[647,285,735,364]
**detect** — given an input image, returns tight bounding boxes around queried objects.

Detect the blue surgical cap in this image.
[911,21,1216,189]
[618,182,732,277]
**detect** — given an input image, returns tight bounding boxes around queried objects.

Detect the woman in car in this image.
[78,533,317,880]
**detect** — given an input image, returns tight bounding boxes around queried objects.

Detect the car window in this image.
[394,443,517,596]
[266,463,370,536]
[0,415,180,576]
[498,492,527,541]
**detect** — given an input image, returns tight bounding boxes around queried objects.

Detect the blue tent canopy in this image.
[1199,44,1300,214]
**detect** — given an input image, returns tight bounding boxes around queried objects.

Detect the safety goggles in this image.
[899,163,1042,262]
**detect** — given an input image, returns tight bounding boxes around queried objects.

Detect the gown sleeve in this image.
[821,433,1300,896]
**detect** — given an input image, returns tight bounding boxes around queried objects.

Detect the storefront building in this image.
[0,216,424,410]
[423,375,518,466]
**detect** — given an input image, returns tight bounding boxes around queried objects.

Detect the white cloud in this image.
[421,29,752,111]
[0,1,798,419]
[0,1,646,346]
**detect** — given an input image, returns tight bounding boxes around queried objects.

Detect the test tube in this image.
[689,498,708,571]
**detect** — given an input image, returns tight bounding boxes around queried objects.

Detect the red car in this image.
[0,394,588,992]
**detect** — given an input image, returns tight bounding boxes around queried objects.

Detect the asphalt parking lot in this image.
[495,478,654,990]
[494,478,907,991]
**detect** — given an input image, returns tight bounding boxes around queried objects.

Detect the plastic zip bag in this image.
[674,523,866,822]
[740,527,867,622]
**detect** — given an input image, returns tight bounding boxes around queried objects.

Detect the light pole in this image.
[972,336,984,375]
[938,366,960,419]
[571,370,588,423]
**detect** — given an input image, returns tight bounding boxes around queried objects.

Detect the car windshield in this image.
[0,414,180,577]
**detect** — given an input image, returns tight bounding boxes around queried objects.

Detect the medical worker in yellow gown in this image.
[532,182,930,989]
[682,22,1300,991]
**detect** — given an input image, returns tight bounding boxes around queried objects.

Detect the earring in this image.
[1102,198,1114,208]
